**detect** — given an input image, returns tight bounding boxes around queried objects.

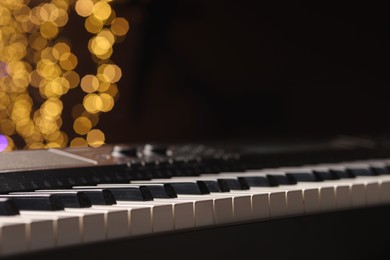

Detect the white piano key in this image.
[318,186,336,211]
[65,208,129,239]
[175,196,215,227]
[204,193,252,222]
[19,211,81,247]
[0,219,27,256]
[107,204,153,236]
[134,177,270,221]
[212,173,306,215]
[92,205,152,236]
[151,200,195,230]
[114,202,174,233]
[19,217,54,251]
[365,182,381,206]
[350,183,366,208]
[380,180,390,204]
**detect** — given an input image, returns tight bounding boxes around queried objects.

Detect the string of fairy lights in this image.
[0,0,129,152]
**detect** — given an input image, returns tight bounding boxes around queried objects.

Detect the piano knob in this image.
[142,144,171,156]
[112,144,139,157]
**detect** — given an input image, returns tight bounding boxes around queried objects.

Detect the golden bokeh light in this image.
[70,137,88,147]
[92,1,112,21]
[111,17,129,37]
[1,0,129,151]
[73,116,92,135]
[75,0,94,17]
[80,74,99,93]
[86,128,105,147]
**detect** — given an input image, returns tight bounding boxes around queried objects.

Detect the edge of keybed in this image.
[4,204,390,260]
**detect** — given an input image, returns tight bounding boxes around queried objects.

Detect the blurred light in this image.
[70,137,88,147]
[111,17,129,37]
[0,134,8,152]
[1,0,129,150]
[73,116,92,135]
[86,129,105,147]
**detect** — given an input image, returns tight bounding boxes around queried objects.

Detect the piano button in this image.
[0,195,64,211]
[0,198,19,216]
[238,176,271,187]
[114,202,174,233]
[0,218,27,256]
[65,208,129,239]
[72,186,153,201]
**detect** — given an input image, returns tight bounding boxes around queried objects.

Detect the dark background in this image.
[67,1,390,145]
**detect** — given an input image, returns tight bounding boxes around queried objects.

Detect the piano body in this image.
[1,137,390,259]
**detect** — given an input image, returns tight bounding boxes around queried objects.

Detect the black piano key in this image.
[196,180,229,193]
[371,166,390,175]
[72,186,154,201]
[146,184,177,198]
[238,176,271,187]
[347,168,374,177]
[330,169,354,179]
[0,198,19,216]
[266,174,297,186]
[312,170,340,181]
[218,178,249,190]
[0,194,64,211]
[162,182,210,195]
[285,173,319,182]
[20,191,92,208]
[97,184,177,199]
[38,189,117,205]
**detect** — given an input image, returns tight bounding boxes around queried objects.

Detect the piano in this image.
[2,136,390,260]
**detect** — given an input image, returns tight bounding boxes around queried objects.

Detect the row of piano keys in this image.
[1,157,390,257]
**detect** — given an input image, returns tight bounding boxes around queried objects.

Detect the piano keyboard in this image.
[1,142,390,259]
